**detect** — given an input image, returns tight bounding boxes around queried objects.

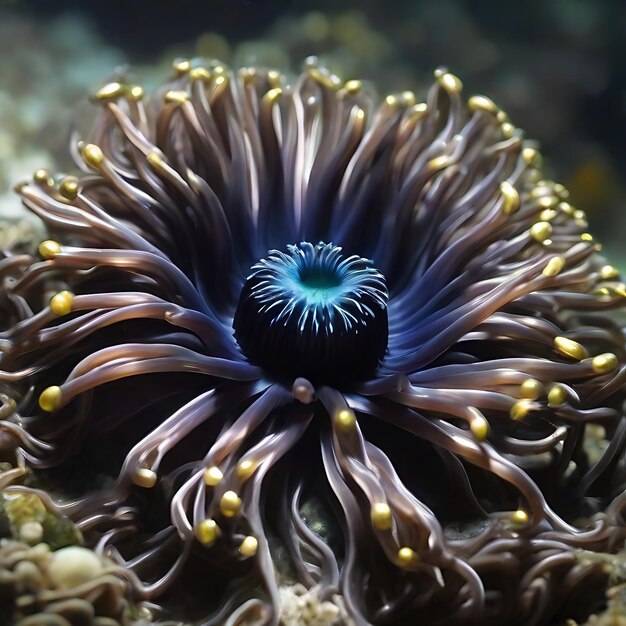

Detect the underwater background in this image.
[1,0,626,264]
[2,2,626,626]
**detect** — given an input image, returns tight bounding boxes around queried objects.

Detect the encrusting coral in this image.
[1,57,626,624]
[0,498,132,626]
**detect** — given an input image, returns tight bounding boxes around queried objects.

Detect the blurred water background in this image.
[0,0,625,265]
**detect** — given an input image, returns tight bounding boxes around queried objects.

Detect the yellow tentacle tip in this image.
[195,518,220,546]
[146,152,165,168]
[542,256,565,277]
[510,399,531,422]
[599,265,620,281]
[592,353,618,375]
[236,459,257,482]
[613,284,626,298]
[548,384,567,407]
[520,378,543,401]
[500,122,515,138]
[239,535,258,558]
[38,240,62,260]
[467,94,498,114]
[371,502,393,530]
[203,466,223,487]
[539,208,558,222]
[132,468,157,489]
[335,409,357,431]
[530,221,553,243]
[127,85,144,101]
[343,79,362,95]
[39,386,62,412]
[538,196,558,211]
[190,67,211,82]
[553,183,569,198]
[213,74,228,88]
[522,147,541,167]
[435,70,463,94]
[172,58,191,74]
[427,155,452,171]
[50,291,74,316]
[554,336,588,361]
[499,181,520,215]
[397,546,418,567]
[400,90,416,107]
[59,176,79,200]
[510,509,528,527]
[164,89,189,105]
[266,70,282,88]
[82,144,104,168]
[95,82,126,100]
[33,169,54,187]
[220,490,242,517]
[262,87,282,105]
[408,102,428,123]
[470,415,489,441]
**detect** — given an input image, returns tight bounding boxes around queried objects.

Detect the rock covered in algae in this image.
[1,493,81,550]
[278,584,352,626]
[0,489,148,625]
[0,538,130,626]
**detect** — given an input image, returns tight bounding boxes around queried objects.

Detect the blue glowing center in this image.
[233,242,389,383]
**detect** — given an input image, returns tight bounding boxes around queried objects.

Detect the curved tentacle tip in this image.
[49,291,74,316]
[548,384,568,407]
[38,386,62,412]
[470,415,489,441]
[292,377,316,404]
[82,143,104,168]
[204,466,223,487]
[132,468,157,489]
[195,519,220,547]
[397,546,419,568]
[554,336,588,361]
[38,240,62,259]
[371,502,393,531]
[592,353,618,375]
[520,379,544,401]
[239,535,258,558]
[510,509,529,529]
[335,409,357,431]
[236,459,257,482]
[220,491,242,518]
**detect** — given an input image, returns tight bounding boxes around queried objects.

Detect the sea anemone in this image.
[1,57,626,625]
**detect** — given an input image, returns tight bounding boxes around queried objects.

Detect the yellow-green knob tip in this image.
[195,518,220,546]
[336,409,356,430]
[50,291,74,316]
[39,386,62,412]
[370,502,392,530]
[592,353,618,375]
[38,240,62,260]
[203,466,223,487]
[239,535,258,558]
[220,490,242,517]
[397,546,418,567]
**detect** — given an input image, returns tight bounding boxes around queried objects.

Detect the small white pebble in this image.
[47,546,104,589]
[19,521,43,545]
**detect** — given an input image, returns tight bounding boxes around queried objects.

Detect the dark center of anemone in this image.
[233,242,389,384]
